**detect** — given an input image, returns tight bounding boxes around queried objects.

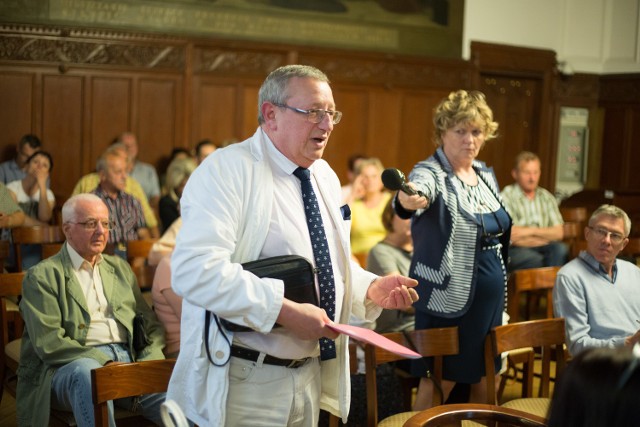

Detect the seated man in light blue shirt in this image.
[553,204,640,356]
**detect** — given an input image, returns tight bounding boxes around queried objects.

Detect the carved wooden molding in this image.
[0,24,185,70]
[599,75,640,105]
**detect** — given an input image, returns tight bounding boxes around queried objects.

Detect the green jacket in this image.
[16,243,165,426]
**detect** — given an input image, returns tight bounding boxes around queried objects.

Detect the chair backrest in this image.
[485,318,566,404]
[0,240,10,272]
[560,206,588,225]
[364,327,459,427]
[620,237,640,265]
[0,272,26,401]
[91,358,176,427]
[41,242,64,259]
[126,239,158,289]
[562,221,583,260]
[507,266,561,323]
[403,403,547,427]
[11,225,65,271]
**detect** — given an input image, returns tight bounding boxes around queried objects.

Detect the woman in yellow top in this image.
[349,157,391,263]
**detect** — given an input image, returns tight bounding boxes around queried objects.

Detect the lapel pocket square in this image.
[340,204,351,220]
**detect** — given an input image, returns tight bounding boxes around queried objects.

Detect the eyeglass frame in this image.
[587,226,627,245]
[272,103,342,125]
[67,219,114,231]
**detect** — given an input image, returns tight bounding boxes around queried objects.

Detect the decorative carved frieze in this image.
[0,24,185,70]
[599,75,640,104]
[194,48,287,77]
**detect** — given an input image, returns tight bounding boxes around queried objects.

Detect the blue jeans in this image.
[51,343,165,427]
[508,242,568,272]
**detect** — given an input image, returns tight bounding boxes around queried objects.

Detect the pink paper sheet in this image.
[327,323,421,359]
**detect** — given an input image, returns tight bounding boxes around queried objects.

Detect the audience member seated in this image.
[341,153,366,204]
[350,157,392,263]
[16,193,166,426]
[91,148,150,259]
[367,197,415,333]
[148,217,181,267]
[159,157,196,232]
[553,204,640,356]
[0,181,26,270]
[0,133,42,185]
[501,151,567,271]
[193,139,217,165]
[72,143,159,238]
[7,151,55,226]
[547,344,640,427]
[152,255,181,358]
[160,147,192,193]
[119,131,161,211]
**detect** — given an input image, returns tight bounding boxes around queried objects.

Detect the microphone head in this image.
[381,168,406,191]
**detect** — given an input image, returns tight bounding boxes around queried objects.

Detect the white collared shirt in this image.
[66,245,128,346]
[234,133,345,359]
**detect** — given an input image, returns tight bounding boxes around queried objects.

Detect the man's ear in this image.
[261,102,278,130]
[511,168,517,181]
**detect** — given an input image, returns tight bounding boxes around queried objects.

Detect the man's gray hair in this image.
[257,65,330,125]
[62,194,106,223]
[589,204,632,237]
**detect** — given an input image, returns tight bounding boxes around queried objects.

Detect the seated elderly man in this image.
[553,204,640,356]
[17,193,166,426]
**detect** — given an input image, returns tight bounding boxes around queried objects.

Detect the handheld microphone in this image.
[381,168,424,197]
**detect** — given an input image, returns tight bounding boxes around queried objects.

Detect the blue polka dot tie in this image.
[293,167,336,361]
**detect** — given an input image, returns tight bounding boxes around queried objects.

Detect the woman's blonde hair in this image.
[432,90,499,147]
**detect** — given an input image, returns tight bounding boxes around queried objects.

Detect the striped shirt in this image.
[500,184,563,227]
[92,186,146,244]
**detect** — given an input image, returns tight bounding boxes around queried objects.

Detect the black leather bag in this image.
[133,312,151,352]
[217,255,318,332]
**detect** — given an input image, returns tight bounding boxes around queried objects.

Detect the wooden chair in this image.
[403,403,547,427]
[91,358,176,427]
[0,272,25,406]
[364,327,459,427]
[562,221,583,260]
[11,225,65,271]
[620,237,640,265]
[42,242,64,259]
[0,239,10,272]
[126,239,158,289]
[507,266,561,324]
[560,206,588,228]
[485,319,567,419]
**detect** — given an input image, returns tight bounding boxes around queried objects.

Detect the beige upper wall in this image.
[463,0,640,73]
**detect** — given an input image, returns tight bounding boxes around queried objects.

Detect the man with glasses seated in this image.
[17,193,166,426]
[553,204,640,356]
[500,151,568,272]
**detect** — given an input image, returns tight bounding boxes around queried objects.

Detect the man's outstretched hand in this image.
[366,275,419,309]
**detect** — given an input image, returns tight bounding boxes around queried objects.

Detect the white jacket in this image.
[167,128,380,426]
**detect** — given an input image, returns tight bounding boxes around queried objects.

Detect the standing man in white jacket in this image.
[167,64,418,426]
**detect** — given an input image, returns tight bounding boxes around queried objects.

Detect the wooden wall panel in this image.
[327,88,368,182]
[0,72,35,159]
[397,91,447,175]
[90,76,132,166]
[478,76,545,190]
[41,74,84,200]
[240,86,260,141]
[192,80,237,145]
[136,77,181,170]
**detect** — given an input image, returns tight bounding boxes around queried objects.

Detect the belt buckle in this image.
[287,358,306,368]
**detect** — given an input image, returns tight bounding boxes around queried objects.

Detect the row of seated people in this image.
[0,133,218,271]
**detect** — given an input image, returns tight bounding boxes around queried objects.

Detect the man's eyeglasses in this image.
[273,103,342,125]
[587,226,626,245]
[68,219,114,231]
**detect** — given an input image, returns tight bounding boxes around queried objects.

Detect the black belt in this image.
[230,345,311,369]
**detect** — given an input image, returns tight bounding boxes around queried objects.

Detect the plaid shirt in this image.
[92,186,146,244]
[500,183,563,227]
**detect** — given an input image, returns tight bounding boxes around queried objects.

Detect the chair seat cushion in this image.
[6,338,21,363]
[502,397,550,418]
